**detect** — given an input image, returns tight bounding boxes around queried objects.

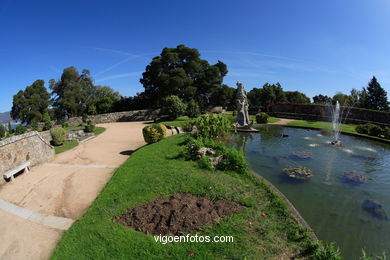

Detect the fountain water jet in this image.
[328,101,352,147]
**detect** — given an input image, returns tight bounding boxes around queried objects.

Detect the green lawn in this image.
[287,120,389,143]
[51,134,317,259]
[94,126,106,135]
[54,140,79,154]
[159,117,191,127]
[268,117,280,123]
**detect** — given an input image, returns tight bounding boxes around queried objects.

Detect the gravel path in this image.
[0,122,149,260]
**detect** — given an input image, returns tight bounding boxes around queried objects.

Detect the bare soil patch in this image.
[113,193,245,235]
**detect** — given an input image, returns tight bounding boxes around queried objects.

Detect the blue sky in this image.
[1,0,390,112]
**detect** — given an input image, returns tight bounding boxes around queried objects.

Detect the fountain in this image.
[329,101,349,147]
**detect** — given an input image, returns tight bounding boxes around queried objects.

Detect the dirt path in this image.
[0,122,149,260]
[269,118,295,125]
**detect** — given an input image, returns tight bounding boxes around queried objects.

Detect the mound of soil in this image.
[113,193,245,235]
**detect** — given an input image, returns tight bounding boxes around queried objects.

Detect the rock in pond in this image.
[362,200,388,220]
[282,167,313,180]
[342,171,366,185]
[289,151,313,160]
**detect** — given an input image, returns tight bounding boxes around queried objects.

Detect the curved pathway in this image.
[0,122,149,260]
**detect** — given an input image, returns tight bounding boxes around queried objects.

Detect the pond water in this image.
[232,125,390,259]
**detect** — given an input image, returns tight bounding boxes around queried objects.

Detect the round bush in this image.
[255,113,269,124]
[152,124,167,138]
[186,100,201,118]
[161,95,186,120]
[356,124,369,134]
[368,124,383,137]
[50,127,66,146]
[383,127,390,139]
[143,126,161,144]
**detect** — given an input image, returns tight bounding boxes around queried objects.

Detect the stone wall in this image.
[62,109,160,126]
[0,131,54,185]
[268,103,390,126]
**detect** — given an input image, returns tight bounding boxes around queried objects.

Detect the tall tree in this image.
[50,67,93,119]
[86,86,121,114]
[140,44,228,108]
[247,82,286,111]
[366,76,389,111]
[349,88,360,106]
[285,91,310,104]
[357,88,370,109]
[332,92,350,105]
[312,94,332,104]
[11,80,51,124]
[209,84,235,108]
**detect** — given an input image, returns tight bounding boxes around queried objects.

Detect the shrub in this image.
[182,137,248,174]
[186,100,201,118]
[82,114,88,123]
[14,125,27,135]
[368,124,383,137]
[182,120,195,132]
[383,127,390,139]
[218,145,248,174]
[356,124,370,134]
[43,112,53,131]
[84,120,96,133]
[152,124,167,138]
[255,113,269,124]
[30,118,39,130]
[193,114,233,139]
[142,126,161,144]
[50,127,66,146]
[62,122,69,128]
[161,95,186,120]
[232,110,237,117]
[0,125,5,138]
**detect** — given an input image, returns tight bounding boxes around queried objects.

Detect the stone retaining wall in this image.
[0,131,54,185]
[63,109,160,126]
[268,103,390,126]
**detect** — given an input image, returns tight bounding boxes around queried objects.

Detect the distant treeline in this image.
[8,45,389,127]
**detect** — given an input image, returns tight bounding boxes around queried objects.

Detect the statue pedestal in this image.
[236,126,259,133]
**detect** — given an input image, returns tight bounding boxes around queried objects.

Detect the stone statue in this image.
[235,82,251,129]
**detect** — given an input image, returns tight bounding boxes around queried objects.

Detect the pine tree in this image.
[366,76,389,111]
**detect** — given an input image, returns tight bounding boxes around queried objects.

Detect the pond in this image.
[232,125,390,259]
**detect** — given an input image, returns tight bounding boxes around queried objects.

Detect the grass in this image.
[94,126,106,135]
[51,134,318,259]
[159,116,192,127]
[54,140,79,154]
[286,120,390,143]
[268,117,280,123]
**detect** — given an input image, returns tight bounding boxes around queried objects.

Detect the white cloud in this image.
[95,72,141,83]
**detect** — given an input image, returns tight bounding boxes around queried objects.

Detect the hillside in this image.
[0,111,11,123]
